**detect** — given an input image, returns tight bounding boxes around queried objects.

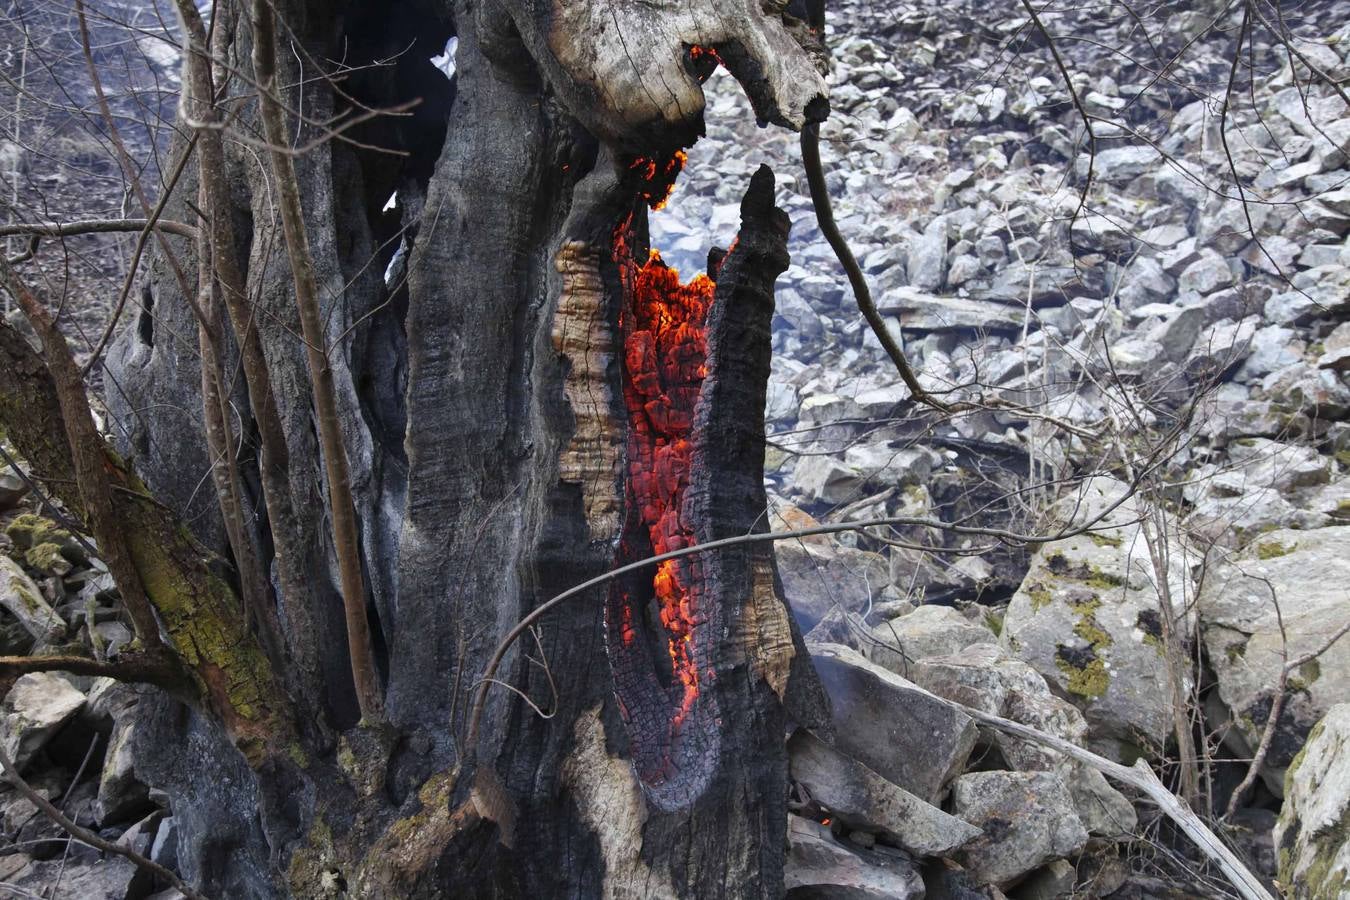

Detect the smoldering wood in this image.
[0,0,841,894]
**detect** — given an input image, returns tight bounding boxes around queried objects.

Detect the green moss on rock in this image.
[1257,539,1296,560]
[5,513,70,550]
[1056,654,1110,699]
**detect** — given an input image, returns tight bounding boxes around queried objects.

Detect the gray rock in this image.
[0,468,27,510]
[1235,326,1305,382]
[1273,704,1350,899]
[1241,235,1302,275]
[909,216,949,290]
[866,605,995,677]
[947,254,982,287]
[794,455,866,504]
[1001,478,1197,760]
[1144,305,1204,363]
[116,810,162,856]
[1014,859,1077,900]
[912,644,1137,838]
[789,730,982,857]
[810,643,978,803]
[1176,254,1236,295]
[778,537,889,629]
[1,672,85,772]
[804,605,870,653]
[969,262,1106,306]
[1069,215,1131,254]
[5,856,142,900]
[0,556,67,645]
[950,771,1089,887]
[98,713,152,825]
[151,815,180,871]
[1082,145,1160,183]
[877,286,1027,333]
[1116,256,1176,312]
[1200,527,1350,794]
[784,816,925,899]
[1258,362,1350,419]
[1188,316,1258,377]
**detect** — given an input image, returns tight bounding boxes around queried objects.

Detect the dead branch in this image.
[899,679,1275,900]
[800,121,949,412]
[0,219,197,240]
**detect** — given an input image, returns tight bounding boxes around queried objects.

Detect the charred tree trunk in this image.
[6,0,835,895]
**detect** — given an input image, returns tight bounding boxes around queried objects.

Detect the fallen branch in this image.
[902,679,1275,900]
[0,742,208,900]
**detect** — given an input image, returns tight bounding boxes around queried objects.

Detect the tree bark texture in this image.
[29,0,837,895]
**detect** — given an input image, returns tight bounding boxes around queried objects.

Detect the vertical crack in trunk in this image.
[599,156,820,816]
[610,212,721,807]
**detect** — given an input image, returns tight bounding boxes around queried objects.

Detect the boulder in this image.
[909,216,948,290]
[5,856,143,900]
[1176,254,1236,295]
[777,538,889,630]
[1000,478,1197,761]
[804,605,870,653]
[1,672,85,772]
[0,467,27,510]
[1200,527,1350,794]
[793,455,866,505]
[789,730,982,857]
[0,555,67,645]
[785,816,925,899]
[810,643,978,803]
[876,287,1027,334]
[98,713,152,825]
[1273,704,1350,899]
[913,644,1136,838]
[949,771,1089,887]
[866,605,996,678]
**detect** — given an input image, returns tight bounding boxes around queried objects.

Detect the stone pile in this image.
[651,0,1350,893]
[1,481,187,899]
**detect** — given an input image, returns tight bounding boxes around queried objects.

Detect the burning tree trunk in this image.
[2,0,830,895]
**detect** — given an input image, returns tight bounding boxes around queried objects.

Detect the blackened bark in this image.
[76,0,832,895]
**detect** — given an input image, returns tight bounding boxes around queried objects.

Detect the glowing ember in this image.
[689,44,722,71]
[617,239,715,732]
[628,151,687,210]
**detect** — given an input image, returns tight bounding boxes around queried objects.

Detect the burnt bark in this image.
[16,0,839,895]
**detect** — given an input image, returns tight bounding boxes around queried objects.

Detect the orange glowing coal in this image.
[689,44,722,69]
[613,190,720,733]
[629,150,687,210]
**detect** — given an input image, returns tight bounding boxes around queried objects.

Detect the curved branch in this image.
[800,122,949,412]
[0,219,197,240]
[0,652,173,684]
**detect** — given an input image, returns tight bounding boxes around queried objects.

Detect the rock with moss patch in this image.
[1200,526,1350,795]
[1,672,86,772]
[1000,477,1198,761]
[0,555,66,644]
[1273,704,1350,899]
[912,643,1136,838]
[949,770,1089,887]
[4,513,87,571]
[865,604,995,678]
